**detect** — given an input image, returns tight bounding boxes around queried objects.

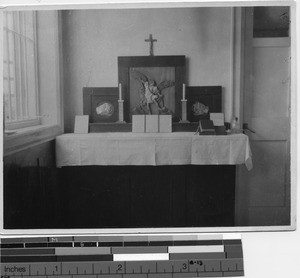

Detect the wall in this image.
[62,7,233,132]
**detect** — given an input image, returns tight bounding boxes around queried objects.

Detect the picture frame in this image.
[83,87,119,123]
[118,56,186,122]
[186,86,222,122]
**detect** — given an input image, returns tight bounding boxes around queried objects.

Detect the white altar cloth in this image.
[56,133,252,170]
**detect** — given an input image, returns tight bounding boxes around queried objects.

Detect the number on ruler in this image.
[117,264,122,272]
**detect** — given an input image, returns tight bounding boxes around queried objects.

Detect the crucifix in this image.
[145,34,157,56]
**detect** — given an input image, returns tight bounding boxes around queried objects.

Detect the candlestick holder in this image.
[179,99,190,123]
[116,100,126,123]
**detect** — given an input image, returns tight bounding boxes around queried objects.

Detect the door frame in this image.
[234,6,296,230]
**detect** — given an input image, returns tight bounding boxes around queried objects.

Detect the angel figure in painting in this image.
[131,69,175,115]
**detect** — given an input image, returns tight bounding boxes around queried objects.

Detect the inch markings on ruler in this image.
[0,235,244,277]
[1,259,244,277]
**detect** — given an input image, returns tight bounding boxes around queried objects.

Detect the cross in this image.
[145,34,157,56]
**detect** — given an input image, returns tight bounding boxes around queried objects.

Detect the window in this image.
[3,11,40,130]
[253,7,290,38]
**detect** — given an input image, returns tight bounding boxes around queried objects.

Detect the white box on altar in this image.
[146,115,159,133]
[210,113,225,126]
[132,115,146,133]
[74,115,89,134]
[159,115,172,133]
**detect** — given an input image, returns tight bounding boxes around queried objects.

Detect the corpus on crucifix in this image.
[145,34,157,56]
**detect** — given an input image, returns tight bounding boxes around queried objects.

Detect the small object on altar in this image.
[210,113,225,126]
[231,116,239,129]
[198,119,216,135]
[117,99,126,123]
[228,116,242,134]
[159,115,172,133]
[179,99,189,123]
[225,122,231,130]
[118,83,122,100]
[74,115,89,134]
[132,115,146,133]
[146,115,159,133]
[215,125,227,135]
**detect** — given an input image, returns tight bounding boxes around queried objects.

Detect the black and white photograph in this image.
[2,2,294,230]
[1,0,299,277]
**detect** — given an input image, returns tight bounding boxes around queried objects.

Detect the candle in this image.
[119,83,122,100]
[182,83,186,100]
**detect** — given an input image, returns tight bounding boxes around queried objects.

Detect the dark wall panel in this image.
[3,140,60,229]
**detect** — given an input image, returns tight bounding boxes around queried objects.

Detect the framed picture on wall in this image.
[83,87,119,123]
[186,86,222,122]
[118,56,186,122]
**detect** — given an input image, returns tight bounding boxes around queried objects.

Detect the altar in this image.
[55,53,253,228]
[56,133,252,168]
[55,133,251,228]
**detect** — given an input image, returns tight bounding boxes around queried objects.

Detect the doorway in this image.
[236,7,291,226]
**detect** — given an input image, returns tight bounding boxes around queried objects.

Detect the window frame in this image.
[2,10,64,156]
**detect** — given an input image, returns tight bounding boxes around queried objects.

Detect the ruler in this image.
[0,235,244,277]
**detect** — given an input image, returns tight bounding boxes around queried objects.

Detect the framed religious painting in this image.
[186,86,222,122]
[118,56,186,122]
[83,87,119,123]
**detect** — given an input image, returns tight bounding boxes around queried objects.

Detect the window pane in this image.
[24,11,34,41]
[7,32,18,121]
[8,32,15,64]
[3,11,39,126]
[26,41,37,118]
[3,32,9,78]
[3,78,10,121]
[253,7,290,38]
[10,84,17,121]
[20,35,27,119]
[5,12,14,30]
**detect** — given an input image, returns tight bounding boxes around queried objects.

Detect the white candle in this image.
[183,83,186,100]
[119,83,122,100]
